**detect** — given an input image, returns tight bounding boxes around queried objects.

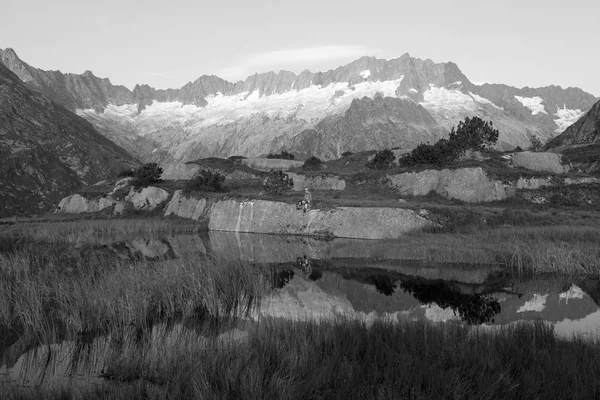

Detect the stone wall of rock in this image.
[208,200,433,240]
[163,190,207,220]
[511,151,570,174]
[287,173,346,191]
[387,167,510,203]
[242,158,304,171]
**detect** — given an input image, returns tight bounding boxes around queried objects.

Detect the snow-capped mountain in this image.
[1,48,597,173]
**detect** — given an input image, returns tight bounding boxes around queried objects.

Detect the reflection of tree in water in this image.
[272,268,295,289]
[366,275,397,296]
[400,279,501,325]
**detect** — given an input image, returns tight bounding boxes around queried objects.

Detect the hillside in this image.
[0,61,137,217]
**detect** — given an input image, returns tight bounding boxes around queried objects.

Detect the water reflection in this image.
[2,230,600,393]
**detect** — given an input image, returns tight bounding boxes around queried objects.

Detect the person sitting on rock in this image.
[303,188,312,213]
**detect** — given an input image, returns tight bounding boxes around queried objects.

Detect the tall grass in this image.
[409,225,600,275]
[4,319,600,400]
[1,219,201,245]
[0,245,265,336]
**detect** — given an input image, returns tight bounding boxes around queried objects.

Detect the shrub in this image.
[400,116,500,168]
[449,116,499,151]
[187,169,226,192]
[131,163,163,189]
[366,149,395,170]
[266,150,295,160]
[263,171,293,194]
[529,135,544,152]
[303,156,323,170]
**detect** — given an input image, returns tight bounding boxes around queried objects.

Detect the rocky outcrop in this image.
[164,190,207,220]
[208,200,433,240]
[241,158,304,171]
[125,187,169,210]
[387,168,510,203]
[56,194,124,214]
[287,173,346,191]
[512,151,570,174]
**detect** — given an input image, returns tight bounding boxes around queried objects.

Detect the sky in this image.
[1,0,599,96]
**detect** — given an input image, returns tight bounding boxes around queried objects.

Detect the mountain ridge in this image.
[1,47,597,169]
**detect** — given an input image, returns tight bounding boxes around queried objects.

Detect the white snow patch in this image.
[554,104,584,133]
[135,78,404,126]
[473,81,490,86]
[421,86,480,114]
[559,284,585,303]
[359,69,371,79]
[451,81,462,86]
[514,96,548,115]
[517,294,548,313]
[469,92,504,110]
[409,88,418,93]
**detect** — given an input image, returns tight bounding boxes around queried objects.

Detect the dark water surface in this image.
[2,231,600,391]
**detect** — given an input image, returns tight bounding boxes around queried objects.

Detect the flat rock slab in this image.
[512,151,570,174]
[208,200,433,240]
[242,158,304,171]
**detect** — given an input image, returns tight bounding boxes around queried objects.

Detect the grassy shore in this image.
[3,320,600,400]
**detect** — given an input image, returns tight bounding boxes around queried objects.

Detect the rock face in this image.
[511,152,570,174]
[0,60,137,217]
[287,173,346,191]
[241,158,304,171]
[125,187,169,210]
[164,190,207,220]
[387,168,510,203]
[208,200,433,240]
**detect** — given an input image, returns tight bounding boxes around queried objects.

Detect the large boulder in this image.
[208,200,433,240]
[387,168,510,203]
[56,194,121,214]
[511,151,570,174]
[125,186,169,210]
[242,158,304,171]
[287,173,346,191]
[164,190,207,220]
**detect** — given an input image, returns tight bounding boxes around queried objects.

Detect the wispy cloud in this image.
[145,71,176,79]
[219,45,372,81]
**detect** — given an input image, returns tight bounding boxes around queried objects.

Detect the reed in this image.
[4,319,599,400]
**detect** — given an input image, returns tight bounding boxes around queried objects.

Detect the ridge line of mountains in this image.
[1,47,600,217]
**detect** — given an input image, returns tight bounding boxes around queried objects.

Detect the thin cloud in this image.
[145,71,176,79]
[219,45,372,81]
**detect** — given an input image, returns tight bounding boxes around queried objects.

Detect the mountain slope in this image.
[547,99,600,147]
[1,48,597,170]
[0,61,137,217]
